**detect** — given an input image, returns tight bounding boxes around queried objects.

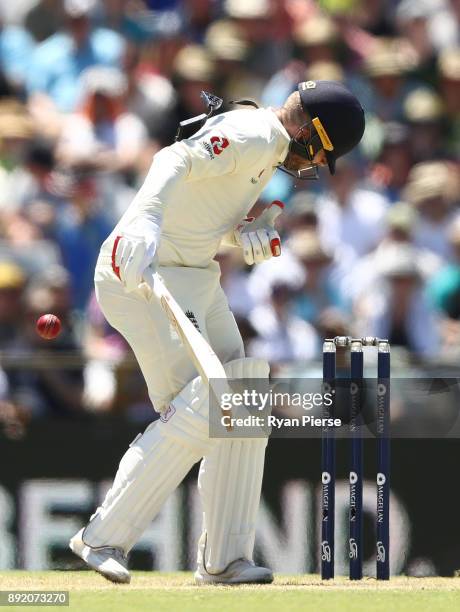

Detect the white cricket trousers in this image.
[83,253,267,573]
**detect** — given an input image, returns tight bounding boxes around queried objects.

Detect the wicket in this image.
[321,336,391,580]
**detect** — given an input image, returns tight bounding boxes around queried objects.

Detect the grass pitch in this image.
[2,572,460,612]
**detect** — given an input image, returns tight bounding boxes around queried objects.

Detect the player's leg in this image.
[195,288,273,584]
[71,367,215,581]
[70,263,220,580]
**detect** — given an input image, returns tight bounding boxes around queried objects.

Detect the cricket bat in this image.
[142,268,233,432]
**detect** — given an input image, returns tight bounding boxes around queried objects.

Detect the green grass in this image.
[2,572,460,612]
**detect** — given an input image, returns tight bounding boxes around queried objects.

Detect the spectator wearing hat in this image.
[262,14,341,108]
[57,65,148,177]
[158,44,217,145]
[403,87,445,162]
[205,19,262,103]
[288,229,347,325]
[368,122,413,202]
[224,0,287,81]
[284,191,320,234]
[361,38,417,123]
[345,202,443,303]
[26,0,125,112]
[404,161,460,261]
[2,139,64,215]
[355,243,441,357]
[0,102,36,211]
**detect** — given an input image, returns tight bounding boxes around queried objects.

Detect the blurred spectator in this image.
[368,122,413,202]
[146,8,186,79]
[123,43,176,144]
[0,101,36,210]
[215,246,254,317]
[247,241,305,307]
[362,38,417,122]
[172,44,216,120]
[52,172,112,311]
[404,161,460,261]
[204,19,255,102]
[355,243,441,358]
[403,88,445,162]
[248,282,318,367]
[57,65,148,176]
[224,0,287,83]
[262,14,340,108]
[2,138,62,215]
[26,0,124,112]
[428,218,460,352]
[396,0,458,60]
[0,15,35,91]
[4,281,84,418]
[317,159,389,259]
[94,0,153,43]
[283,191,319,234]
[287,230,346,325]
[345,202,443,302]
[183,0,218,42]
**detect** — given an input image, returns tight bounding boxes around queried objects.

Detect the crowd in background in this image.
[0,0,459,425]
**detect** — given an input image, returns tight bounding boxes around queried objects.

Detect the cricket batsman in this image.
[69,81,365,584]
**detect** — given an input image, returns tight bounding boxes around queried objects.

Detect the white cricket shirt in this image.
[102,108,290,268]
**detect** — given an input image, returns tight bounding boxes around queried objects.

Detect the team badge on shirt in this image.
[201,135,230,160]
[210,136,229,155]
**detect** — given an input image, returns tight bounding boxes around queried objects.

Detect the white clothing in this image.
[95,257,243,412]
[59,112,148,159]
[317,188,389,258]
[101,108,290,268]
[83,107,291,573]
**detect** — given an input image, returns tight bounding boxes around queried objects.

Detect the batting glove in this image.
[234,201,284,265]
[111,218,160,293]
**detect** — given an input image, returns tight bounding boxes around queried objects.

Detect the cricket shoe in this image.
[69,528,131,584]
[195,558,274,585]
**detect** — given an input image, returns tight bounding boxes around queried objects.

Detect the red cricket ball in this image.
[36,314,62,340]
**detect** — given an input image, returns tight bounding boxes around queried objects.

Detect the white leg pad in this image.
[83,371,215,552]
[197,357,270,574]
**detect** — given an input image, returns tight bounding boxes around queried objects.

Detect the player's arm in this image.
[113,122,257,290]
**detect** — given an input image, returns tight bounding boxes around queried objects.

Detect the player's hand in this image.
[235,201,284,265]
[111,218,160,292]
